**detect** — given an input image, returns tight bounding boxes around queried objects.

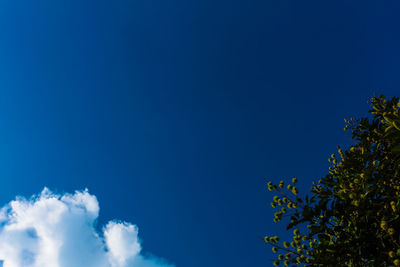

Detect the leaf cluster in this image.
[265,95,400,266]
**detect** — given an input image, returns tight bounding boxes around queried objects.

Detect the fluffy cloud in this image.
[0,188,174,267]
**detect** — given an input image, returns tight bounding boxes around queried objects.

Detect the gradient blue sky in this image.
[0,1,399,266]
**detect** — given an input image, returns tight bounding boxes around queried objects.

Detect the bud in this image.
[292,187,298,195]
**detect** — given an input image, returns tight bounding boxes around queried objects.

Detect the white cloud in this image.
[0,188,174,267]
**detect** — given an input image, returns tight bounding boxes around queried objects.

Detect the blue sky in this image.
[0,0,399,266]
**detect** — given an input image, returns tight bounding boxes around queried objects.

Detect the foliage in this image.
[265,95,400,266]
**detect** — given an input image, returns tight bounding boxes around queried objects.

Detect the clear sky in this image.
[0,0,399,266]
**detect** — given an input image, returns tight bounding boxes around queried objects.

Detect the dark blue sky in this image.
[0,1,399,266]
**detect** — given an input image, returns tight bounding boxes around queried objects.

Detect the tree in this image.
[265,95,400,266]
